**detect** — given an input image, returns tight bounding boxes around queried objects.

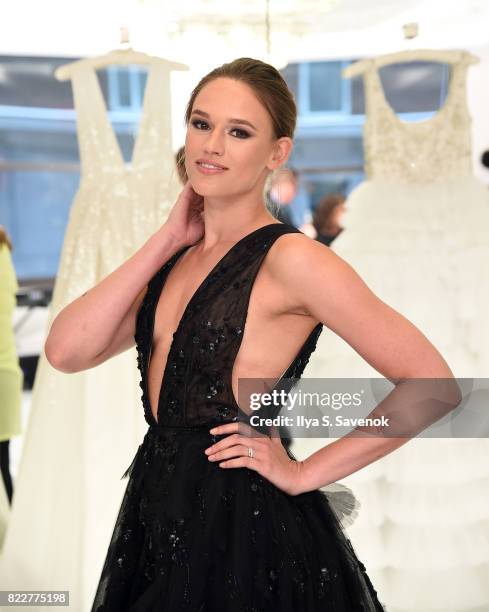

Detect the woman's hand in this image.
[162,181,205,247]
[204,422,305,496]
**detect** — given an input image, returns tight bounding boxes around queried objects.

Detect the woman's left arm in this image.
[204,235,461,496]
[269,235,462,494]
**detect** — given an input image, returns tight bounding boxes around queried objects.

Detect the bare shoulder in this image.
[265,229,379,326]
[263,230,342,318]
[266,230,454,382]
[269,228,384,330]
[267,231,341,287]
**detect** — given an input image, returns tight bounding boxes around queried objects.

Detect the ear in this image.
[266,136,293,172]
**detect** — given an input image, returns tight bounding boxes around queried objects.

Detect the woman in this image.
[312,193,346,247]
[45,58,459,611]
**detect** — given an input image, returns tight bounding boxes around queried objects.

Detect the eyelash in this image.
[190,119,251,139]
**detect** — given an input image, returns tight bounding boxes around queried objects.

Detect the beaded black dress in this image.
[91,222,386,611]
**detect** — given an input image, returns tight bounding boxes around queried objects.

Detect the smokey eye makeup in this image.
[190,119,251,139]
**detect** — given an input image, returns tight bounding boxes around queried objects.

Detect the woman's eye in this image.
[230,128,250,139]
[190,120,249,139]
[191,119,209,130]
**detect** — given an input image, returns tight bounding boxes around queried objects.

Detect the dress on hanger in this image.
[306,51,489,612]
[91,222,386,611]
[0,61,182,611]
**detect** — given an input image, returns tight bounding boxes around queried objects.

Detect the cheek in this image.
[185,129,199,153]
[183,136,197,174]
[184,133,193,154]
[234,145,268,177]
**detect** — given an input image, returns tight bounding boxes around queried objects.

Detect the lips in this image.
[196,159,228,170]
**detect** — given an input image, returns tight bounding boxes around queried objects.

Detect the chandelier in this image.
[136,0,339,68]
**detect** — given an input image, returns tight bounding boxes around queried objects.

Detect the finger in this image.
[209,444,256,463]
[209,423,240,436]
[224,433,266,451]
[219,457,257,470]
[205,432,240,455]
[206,433,264,458]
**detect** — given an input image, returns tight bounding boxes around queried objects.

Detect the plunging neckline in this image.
[91,62,158,171]
[147,223,284,425]
[370,61,458,129]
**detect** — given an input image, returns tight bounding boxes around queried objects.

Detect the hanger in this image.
[343,49,479,79]
[55,26,187,81]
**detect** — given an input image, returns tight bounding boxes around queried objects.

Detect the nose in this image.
[203,128,225,157]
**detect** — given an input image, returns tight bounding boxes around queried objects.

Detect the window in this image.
[307,61,347,113]
[0,56,147,280]
[107,65,148,111]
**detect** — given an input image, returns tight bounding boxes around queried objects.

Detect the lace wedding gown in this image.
[0,60,182,611]
[306,51,489,612]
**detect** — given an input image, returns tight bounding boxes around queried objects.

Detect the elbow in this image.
[432,362,463,410]
[396,372,463,415]
[398,350,463,410]
[44,338,76,373]
[446,376,463,410]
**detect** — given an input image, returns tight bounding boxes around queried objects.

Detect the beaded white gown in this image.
[0,59,183,611]
[305,51,489,612]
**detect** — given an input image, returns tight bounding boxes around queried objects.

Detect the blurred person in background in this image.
[313,193,346,247]
[268,167,316,236]
[0,226,23,508]
[268,167,295,225]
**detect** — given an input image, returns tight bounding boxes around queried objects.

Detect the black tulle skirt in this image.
[91,424,386,611]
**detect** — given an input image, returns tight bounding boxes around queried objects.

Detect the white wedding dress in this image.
[0,59,182,611]
[306,50,489,612]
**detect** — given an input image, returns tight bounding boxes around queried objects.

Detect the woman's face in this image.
[185,77,291,199]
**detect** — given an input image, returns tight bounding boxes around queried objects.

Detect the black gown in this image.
[91,222,386,611]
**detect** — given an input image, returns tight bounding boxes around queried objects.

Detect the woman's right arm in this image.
[45,181,205,374]
[44,227,185,373]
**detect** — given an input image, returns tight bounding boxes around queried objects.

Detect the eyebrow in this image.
[190,109,257,131]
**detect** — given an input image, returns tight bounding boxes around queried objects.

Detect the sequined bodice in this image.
[362,53,473,183]
[134,223,323,428]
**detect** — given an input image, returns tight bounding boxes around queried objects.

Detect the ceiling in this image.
[0,0,488,60]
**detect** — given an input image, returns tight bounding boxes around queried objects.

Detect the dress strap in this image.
[71,67,124,178]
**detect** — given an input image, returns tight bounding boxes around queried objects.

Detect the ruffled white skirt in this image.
[302,176,489,612]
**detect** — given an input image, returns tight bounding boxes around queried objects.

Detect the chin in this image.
[189,178,230,197]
